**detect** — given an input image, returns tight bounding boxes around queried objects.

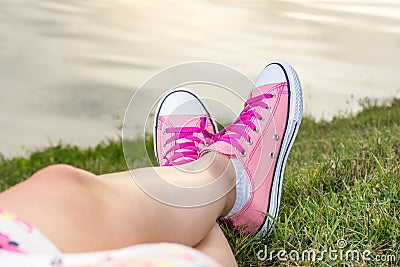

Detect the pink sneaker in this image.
[154,88,217,166]
[203,62,303,237]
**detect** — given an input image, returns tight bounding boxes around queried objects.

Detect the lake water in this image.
[1,0,399,157]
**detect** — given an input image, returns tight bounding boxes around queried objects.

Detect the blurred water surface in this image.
[1,0,399,157]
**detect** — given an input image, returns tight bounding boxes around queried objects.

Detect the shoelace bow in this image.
[163,116,214,165]
[212,93,274,155]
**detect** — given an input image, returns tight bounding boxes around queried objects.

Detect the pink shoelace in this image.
[163,116,214,166]
[212,93,274,156]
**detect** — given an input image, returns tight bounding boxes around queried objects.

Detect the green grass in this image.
[1,99,399,266]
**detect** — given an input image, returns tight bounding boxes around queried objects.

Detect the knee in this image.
[36,164,78,176]
[31,164,91,186]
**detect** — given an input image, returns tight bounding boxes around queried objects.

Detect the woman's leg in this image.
[194,223,237,267]
[0,152,236,253]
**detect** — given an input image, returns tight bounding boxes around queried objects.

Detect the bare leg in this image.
[0,153,236,253]
[195,223,237,267]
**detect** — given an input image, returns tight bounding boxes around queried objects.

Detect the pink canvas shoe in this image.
[154,88,217,166]
[202,62,303,237]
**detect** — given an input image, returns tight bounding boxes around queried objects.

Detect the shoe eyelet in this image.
[253,127,259,133]
[271,93,276,99]
[162,128,166,134]
[246,139,253,145]
[269,152,274,158]
[203,140,207,146]
[240,151,247,157]
[259,116,265,122]
[265,106,270,110]
[273,134,279,141]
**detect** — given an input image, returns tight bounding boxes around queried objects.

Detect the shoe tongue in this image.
[201,141,236,158]
[250,85,269,98]
[162,114,203,128]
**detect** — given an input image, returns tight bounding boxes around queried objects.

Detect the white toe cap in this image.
[157,89,209,116]
[255,63,287,87]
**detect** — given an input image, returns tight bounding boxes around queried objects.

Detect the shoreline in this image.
[2,97,397,160]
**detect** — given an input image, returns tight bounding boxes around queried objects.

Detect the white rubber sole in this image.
[152,88,218,165]
[256,62,303,238]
